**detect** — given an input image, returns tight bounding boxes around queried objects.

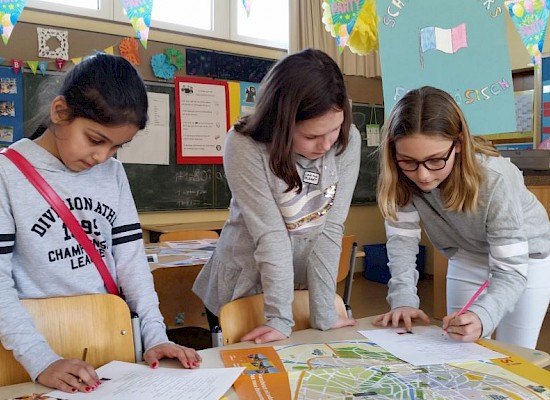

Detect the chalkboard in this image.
[22,72,381,210]
[351,103,383,205]
[22,72,231,212]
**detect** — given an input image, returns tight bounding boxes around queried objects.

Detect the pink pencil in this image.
[456,279,490,317]
[444,279,490,333]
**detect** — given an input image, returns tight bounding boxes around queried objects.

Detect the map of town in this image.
[273,341,550,399]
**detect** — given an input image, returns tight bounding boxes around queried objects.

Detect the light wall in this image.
[18,8,539,277]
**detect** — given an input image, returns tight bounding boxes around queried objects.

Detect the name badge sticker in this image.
[303,171,320,185]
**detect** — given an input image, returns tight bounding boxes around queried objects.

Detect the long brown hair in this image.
[234,48,351,192]
[378,86,500,221]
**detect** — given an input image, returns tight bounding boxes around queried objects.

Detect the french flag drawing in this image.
[419,23,468,68]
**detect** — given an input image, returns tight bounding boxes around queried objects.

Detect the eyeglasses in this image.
[396,141,456,172]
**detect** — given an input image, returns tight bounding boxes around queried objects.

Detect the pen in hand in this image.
[444,279,490,333]
[77,347,88,384]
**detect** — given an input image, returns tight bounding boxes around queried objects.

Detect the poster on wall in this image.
[240,81,260,117]
[376,0,516,135]
[0,67,23,146]
[174,77,229,164]
[540,55,550,147]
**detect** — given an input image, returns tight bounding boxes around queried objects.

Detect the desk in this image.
[1,317,549,400]
[147,242,213,330]
[142,221,226,243]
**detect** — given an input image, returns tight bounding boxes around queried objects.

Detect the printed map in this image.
[221,340,550,399]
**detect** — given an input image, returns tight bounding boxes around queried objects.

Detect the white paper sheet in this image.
[359,326,507,366]
[117,92,170,165]
[47,361,244,400]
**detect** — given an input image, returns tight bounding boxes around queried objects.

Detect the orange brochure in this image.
[220,346,292,400]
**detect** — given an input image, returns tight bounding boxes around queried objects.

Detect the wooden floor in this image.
[338,273,550,370]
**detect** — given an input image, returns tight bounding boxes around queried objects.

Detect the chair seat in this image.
[219,290,347,345]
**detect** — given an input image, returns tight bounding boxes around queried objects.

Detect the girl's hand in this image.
[372,306,431,332]
[442,311,482,342]
[144,343,202,369]
[241,325,287,344]
[37,358,99,393]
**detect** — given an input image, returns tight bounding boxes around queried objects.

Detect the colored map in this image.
[221,340,550,399]
[277,341,550,399]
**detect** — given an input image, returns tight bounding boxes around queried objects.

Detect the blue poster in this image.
[376,1,516,135]
[0,67,23,146]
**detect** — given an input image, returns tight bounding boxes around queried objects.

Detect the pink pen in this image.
[444,279,490,333]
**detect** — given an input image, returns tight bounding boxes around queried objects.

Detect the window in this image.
[26,0,288,49]
[231,0,288,49]
[26,0,113,19]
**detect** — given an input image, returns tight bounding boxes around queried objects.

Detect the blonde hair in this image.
[377,86,500,221]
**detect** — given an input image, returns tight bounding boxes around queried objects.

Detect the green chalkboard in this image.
[22,73,380,210]
[350,103,383,205]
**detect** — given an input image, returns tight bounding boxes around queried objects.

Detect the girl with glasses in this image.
[374,86,550,349]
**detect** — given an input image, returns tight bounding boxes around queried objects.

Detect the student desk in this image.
[142,221,226,243]
[1,316,549,399]
[147,242,212,330]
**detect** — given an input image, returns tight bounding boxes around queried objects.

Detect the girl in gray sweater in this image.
[374,86,550,349]
[193,49,360,343]
[0,54,200,394]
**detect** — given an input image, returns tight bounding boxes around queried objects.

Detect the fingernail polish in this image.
[85,386,92,392]
[152,361,159,368]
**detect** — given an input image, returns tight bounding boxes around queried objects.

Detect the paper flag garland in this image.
[322,0,378,55]
[327,0,366,53]
[505,0,550,67]
[242,0,253,16]
[0,0,26,45]
[120,0,153,49]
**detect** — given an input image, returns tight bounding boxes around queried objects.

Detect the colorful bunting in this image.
[27,60,38,74]
[505,0,550,67]
[120,0,153,49]
[55,59,66,71]
[242,0,253,16]
[328,0,366,53]
[10,58,21,73]
[0,0,26,45]
[38,61,48,76]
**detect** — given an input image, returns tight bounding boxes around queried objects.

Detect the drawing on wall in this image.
[376,0,516,135]
[419,23,468,68]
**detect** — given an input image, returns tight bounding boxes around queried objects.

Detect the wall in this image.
[16,9,539,278]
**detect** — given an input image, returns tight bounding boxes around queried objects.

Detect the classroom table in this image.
[142,221,225,242]
[146,241,214,330]
[2,316,548,399]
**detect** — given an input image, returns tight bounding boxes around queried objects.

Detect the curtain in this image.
[290,0,382,78]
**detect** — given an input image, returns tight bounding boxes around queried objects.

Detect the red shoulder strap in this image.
[1,148,121,297]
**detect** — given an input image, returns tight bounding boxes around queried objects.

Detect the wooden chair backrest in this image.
[0,294,135,386]
[159,230,219,242]
[218,290,347,345]
[337,234,356,283]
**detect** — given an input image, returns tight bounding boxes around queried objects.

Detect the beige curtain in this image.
[290,0,382,78]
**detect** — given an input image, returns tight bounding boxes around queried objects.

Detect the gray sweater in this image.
[193,126,361,337]
[0,139,169,381]
[385,154,550,337]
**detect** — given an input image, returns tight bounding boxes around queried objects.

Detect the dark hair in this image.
[234,48,351,192]
[31,53,148,138]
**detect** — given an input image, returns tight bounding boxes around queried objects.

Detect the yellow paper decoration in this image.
[322,0,379,56]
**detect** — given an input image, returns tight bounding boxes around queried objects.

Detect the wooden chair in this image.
[337,234,358,315]
[0,294,135,386]
[218,290,348,345]
[159,230,219,242]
